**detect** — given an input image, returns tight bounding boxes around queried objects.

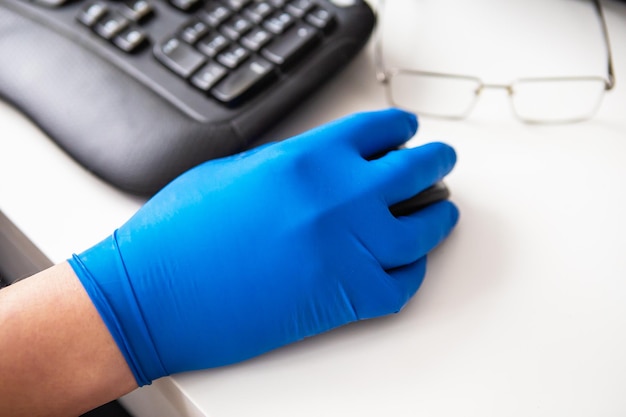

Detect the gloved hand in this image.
[68,108,459,386]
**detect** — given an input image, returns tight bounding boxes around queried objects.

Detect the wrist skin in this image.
[0,262,137,417]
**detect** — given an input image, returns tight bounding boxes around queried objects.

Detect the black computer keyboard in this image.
[0,0,375,194]
[80,0,342,105]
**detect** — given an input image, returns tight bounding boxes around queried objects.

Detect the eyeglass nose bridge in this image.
[474,83,514,96]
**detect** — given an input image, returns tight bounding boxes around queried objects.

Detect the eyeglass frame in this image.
[373,0,616,123]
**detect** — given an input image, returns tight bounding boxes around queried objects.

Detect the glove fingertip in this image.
[381,107,419,138]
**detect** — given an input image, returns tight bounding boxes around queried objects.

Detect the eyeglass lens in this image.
[511,78,607,123]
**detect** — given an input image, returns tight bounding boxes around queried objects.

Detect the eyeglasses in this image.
[374,0,616,124]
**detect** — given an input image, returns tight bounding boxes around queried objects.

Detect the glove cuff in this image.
[68,233,167,386]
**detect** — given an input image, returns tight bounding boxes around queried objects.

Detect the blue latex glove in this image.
[68,108,459,386]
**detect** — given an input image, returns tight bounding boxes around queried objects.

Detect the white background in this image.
[2,0,626,416]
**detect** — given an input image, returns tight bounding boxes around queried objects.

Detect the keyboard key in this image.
[93,12,130,40]
[261,22,317,67]
[220,16,253,41]
[216,45,250,69]
[196,32,230,57]
[121,0,154,22]
[199,3,232,27]
[169,0,202,12]
[76,2,108,27]
[242,2,273,24]
[240,27,272,51]
[285,0,314,18]
[263,11,295,35]
[212,57,275,104]
[267,0,286,7]
[33,0,71,7]
[305,7,335,32]
[222,0,252,11]
[191,62,228,91]
[113,27,148,52]
[180,20,210,44]
[155,38,207,78]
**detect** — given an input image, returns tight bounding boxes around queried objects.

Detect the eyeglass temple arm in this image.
[373,0,388,82]
[594,0,615,90]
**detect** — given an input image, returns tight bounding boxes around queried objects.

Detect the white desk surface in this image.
[2,1,626,416]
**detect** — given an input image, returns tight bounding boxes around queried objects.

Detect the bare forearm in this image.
[0,262,137,417]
